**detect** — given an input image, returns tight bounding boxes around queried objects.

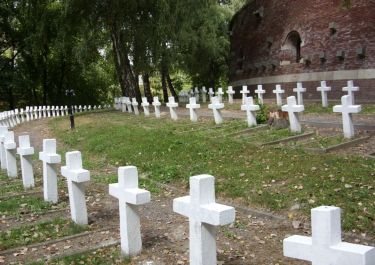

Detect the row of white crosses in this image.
[108,165,374,264]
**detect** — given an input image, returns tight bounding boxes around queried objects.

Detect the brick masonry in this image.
[229,0,375,101]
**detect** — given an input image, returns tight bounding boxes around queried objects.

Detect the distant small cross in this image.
[240,85,249,104]
[241,96,260,127]
[186,97,201,122]
[255,85,266,104]
[293,82,306,105]
[273,84,285,107]
[342,80,359,104]
[317,81,331,107]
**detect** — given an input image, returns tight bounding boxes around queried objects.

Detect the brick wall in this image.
[229,0,375,100]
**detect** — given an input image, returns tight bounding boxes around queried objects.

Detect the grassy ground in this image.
[0,218,87,251]
[50,111,375,236]
[304,102,375,114]
[302,134,350,149]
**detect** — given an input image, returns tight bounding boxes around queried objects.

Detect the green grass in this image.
[0,181,25,195]
[304,102,375,114]
[0,218,87,250]
[303,135,350,149]
[0,196,66,216]
[28,246,131,265]
[238,128,299,144]
[50,111,375,236]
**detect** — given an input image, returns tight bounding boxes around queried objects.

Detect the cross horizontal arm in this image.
[109,184,150,205]
[283,235,312,261]
[61,167,90,183]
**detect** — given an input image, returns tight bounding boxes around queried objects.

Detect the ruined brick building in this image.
[229,0,375,102]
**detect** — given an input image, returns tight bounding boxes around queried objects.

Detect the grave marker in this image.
[141,97,150,116]
[152,96,161,118]
[4,131,17,178]
[61,151,90,225]
[241,96,260,127]
[173,175,235,265]
[217,87,224,102]
[166,97,178,121]
[255,85,266,104]
[0,126,8,170]
[186,97,201,122]
[317,81,331,107]
[39,139,61,203]
[201,87,207,103]
[208,96,224,124]
[282,96,304,133]
[240,85,249,104]
[17,135,35,188]
[227,86,235,104]
[342,80,359,104]
[131,98,140,115]
[195,87,200,102]
[284,206,375,265]
[208,88,215,102]
[333,95,361,139]
[273,84,285,107]
[109,166,150,256]
[293,82,307,105]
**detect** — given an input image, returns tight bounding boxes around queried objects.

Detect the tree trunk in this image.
[142,73,153,103]
[161,69,168,103]
[166,71,178,102]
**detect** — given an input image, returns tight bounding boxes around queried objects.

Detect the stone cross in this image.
[131,98,139,115]
[125,97,132,113]
[83,105,87,112]
[186,97,201,122]
[4,131,17,178]
[141,97,150,116]
[255,85,266,104]
[284,206,375,265]
[282,96,304,133]
[39,139,61,203]
[173,175,235,265]
[201,87,207,103]
[34,106,39,119]
[17,135,35,188]
[47,106,51,117]
[216,87,224,102]
[61,151,90,225]
[60,106,64,116]
[152,96,161,118]
[64,106,68,116]
[342,80,359,104]
[166,96,178,121]
[208,96,224,124]
[88,105,91,111]
[20,109,24,123]
[317,81,331,107]
[240,85,249,104]
[0,126,8,170]
[79,105,82,112]
[25,107,30,122]
[293,82,306,105]
[109,166,150,256]
[227,86,235,104]
[208,88,215,102]
[56,106,60,116]
[241,96,260,127]
[194,87,200,102]
[51,106,56,117]
[42,106,47,118]
[38,106,43,118]
[273,84,285,107]
[14,109,20,124]
[333,95,361,139]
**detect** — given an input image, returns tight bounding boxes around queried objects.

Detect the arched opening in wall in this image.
[281,31,302,63]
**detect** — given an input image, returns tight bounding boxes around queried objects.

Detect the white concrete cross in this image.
[241,96,260,127]
[83,105,87,112]
[38,106,43,118]
[88,105,91,111]
[131,98,140,115]
[240,85,249,104]
[284,206,375,265]
[186,97,201,122]
[39,139,61,203]
[208,96,225,124]
[152,96,161,118]
[343,80,359,104]
[42,106,47,118]
[60,106,64,116]
[14,109,20,124]
[194,87,200,102]
[166,96,178,121]
[282,96,305,133]
[25,107,31,122]
[333,95,361,139]
[20,109,24,123]
[208,88,215,102]
[293,82,307,105]
[17,135,35,188]
[79,105,82,112]
[0,126,8,170]
[255,85,266,104]
[141,97,150,116]
[4,131,17,178]
[273,84,285,107]
[216,87,224,102]
[64,106,68,116]
[173,175,235,265]
[109,166,150,256]
[51,106,56,117]
[61,151,90,225]
[33,106,39,119]
[47,106,51,117]
[125,97,132,113]
[201,87,207,103]
[227,86,235,104]
[56,106,60,116]
[317,81,331,107]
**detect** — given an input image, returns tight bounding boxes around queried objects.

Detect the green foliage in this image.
[255,100,269,124]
